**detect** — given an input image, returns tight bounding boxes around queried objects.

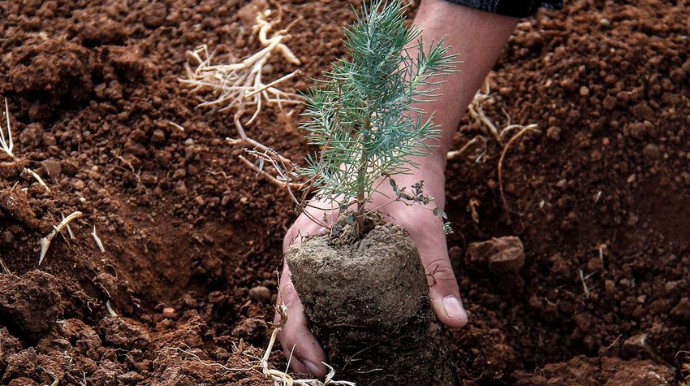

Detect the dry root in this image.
[181,9,302,139]
[39,211,83,265]
[455,83,540,224]
[261,305,356,386]
[1,98,15,159]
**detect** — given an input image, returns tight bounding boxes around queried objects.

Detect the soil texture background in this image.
[0,0,689,385]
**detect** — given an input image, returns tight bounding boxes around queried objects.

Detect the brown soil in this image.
[0,0,688,385]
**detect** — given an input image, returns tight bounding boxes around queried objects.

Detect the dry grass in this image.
[181,9,302,139]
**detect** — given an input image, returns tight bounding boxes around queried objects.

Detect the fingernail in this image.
[303,360,322,376]
[443,295,467,321]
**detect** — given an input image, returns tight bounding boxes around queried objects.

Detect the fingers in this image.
[423,255,468,328]
[406,215,468,328]
[275,260,327,377]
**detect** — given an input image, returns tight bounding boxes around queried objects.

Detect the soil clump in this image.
[288,219,456,385]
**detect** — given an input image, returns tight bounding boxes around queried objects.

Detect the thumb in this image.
[416,235,468,328]
[275,262,327,377]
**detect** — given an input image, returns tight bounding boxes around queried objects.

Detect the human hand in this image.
[275,157,468,377]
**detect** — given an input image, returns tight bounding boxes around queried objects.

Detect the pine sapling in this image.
[300,0,455,235]
[285,3,460,384]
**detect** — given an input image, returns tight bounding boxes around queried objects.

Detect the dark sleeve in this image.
[441,0,562,18]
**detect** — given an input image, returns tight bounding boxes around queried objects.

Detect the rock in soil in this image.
[248,285,272,304]
[466,236,526,274]
[287,222,457,386]
[0,271,62,340]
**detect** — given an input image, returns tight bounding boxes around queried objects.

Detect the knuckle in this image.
[423,256,457,282]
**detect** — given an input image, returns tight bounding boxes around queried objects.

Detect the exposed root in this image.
[181,9,302,138]
[92,225,105,253]
[447,136,487,162]
[226,137,307,205]
[1,98,15,159]
[262,304,356,386]
[39,211,83,265]
[465,83,541,224]
[497,124,539,224]
[105,300,118,317]
[60,213,76,239]
[0,256,11,275]
[23,168,51,192]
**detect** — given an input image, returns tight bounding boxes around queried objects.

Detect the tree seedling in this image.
[298,0,455,235]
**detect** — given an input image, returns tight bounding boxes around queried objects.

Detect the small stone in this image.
[40,160,62,179]
[603,95,617,110]
[603,358,674,386]
[151,129,166,144]
[72,179,85,190]
[560,78,576,91]
[162,307,177,319]
[621,333,649,359]
[642,144,661,160]
[248,286,272,304]
[604,280,615,293]
[546,126,561,141]
[466,236,525,274]
[579,86,590,96]
[1,231,14,246]
[670,297,690,323]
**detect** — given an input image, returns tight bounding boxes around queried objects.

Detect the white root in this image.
[105,300,118,317]
[23,168,51,192]
[92,225,105,253]
[169,121,186,132]
[39,211,83,265]
[261,304,356,386]
[181,10,302,139]
[61,213,75,239]
[1,98,15,159]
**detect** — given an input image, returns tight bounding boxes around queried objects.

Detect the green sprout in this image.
[299,0,455,231]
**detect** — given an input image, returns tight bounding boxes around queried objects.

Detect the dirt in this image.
[287,219,456,385]
[0,0,688,385]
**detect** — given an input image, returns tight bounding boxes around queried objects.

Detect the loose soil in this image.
[0,0,688,385]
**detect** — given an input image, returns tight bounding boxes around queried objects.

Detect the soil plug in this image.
[285,1,458,384]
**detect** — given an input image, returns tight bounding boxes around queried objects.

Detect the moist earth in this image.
[0,0,688,385]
